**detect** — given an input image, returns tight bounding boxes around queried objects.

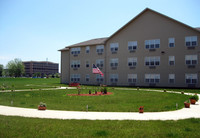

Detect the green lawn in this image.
[0,115,200,138]
[0,78,200,137]
[0,78,193,112]
[0,89,189,112]
[0,78,64,90]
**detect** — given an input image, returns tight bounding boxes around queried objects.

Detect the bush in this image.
[189,95,199,101]
[103,87,107,94]
[39,102,46,107]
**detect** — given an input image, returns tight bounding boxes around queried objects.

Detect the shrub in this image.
[39,102,46,107]
[103,87,107,94]
[189,95,199,101]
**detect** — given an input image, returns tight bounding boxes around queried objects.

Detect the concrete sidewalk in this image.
[0,96,199,120]
[0,88,199,120]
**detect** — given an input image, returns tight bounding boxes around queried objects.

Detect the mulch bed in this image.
[67,92,113,96]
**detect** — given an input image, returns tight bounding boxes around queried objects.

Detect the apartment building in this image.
[59,8,200,88]
[23,61,59,77]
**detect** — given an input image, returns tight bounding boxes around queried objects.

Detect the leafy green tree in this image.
[6,58,25,77]
[33,72,41,78]
[0,64,3,77]
[55,73,60,78]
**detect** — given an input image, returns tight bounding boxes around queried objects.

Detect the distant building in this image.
[23,61,59,77]
[59,8,200,88]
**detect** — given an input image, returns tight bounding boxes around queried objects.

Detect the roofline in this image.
[65,37,108,48]
[23,61,58,64]
[58,47,69,51]
[105,8,200,43]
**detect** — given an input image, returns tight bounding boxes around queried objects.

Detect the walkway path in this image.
[0,88,200,120]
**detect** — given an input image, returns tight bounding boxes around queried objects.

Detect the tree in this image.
[33,72,41,78]
[0,64,3,77]
[6,58,25,77]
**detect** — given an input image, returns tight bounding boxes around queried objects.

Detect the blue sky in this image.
[0,0,200,71]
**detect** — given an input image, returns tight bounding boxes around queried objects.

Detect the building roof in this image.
[23,61,58,64]
[196,27,200,31]
[68,37,108,47]
[105,8,200,42]
[59,37,108,51]
[59,8,200,51]
[58,47,69,51]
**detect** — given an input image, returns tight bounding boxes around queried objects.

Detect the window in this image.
[85,46,90,53]
[128,41,137,51]
[169,38,175,47]
[128,57,137,67]
[71,60,80,69]
[145,39,160,49]
[145,74,160,83]
[185,74,197,84]
[71,47,81,55]
[85,74,90,82]
[185,55,197,65]
[85,60,90,68]
[110,74,118,83]
[70,74,80,82]
[128,74,137,83]
[169,74,175,84]
[110,43,119,53]
[185,36,197,47]
[96,74,104,82]
[145,56,160,66]
[96,59,104,68]
[169,56,175,65]
[110,58,118,68]
[96,45,104,54]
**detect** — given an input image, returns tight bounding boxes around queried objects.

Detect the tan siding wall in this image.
[106,10,200,87]
[61,50,70,84]
[61,10,200,88]
[69,45,106,85]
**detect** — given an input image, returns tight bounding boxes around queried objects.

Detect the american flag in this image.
[92,64,104,77]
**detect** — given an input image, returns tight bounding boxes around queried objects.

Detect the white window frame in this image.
[110,74,118,83]
[71,47,81,55]
[85,46,90,53]
[96,59,104,68]
[185,74,198,84]
[185,36,197,47]
[110,43,119,52]
[70,74,81,82]
[168,38,175,47]
[169,74,175,84]
[71,60,80,68]
[128,57,137,67]
[128,41,137,51]
[185,55,198,65]
[85,74,90,82]
[110,58,118,67]
[96,45,104,54]
[96,74,104,82]
[128,74,137,83]
[169,56,175,65]
[145,74,160,83]
[145,39,160,49]
[145,56,160,66]
[85,60,90,68]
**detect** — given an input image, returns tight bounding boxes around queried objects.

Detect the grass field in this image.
[0,78,63,90]
[0,88,190,112]
[0,78,200,137]
[0,115,200,137]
